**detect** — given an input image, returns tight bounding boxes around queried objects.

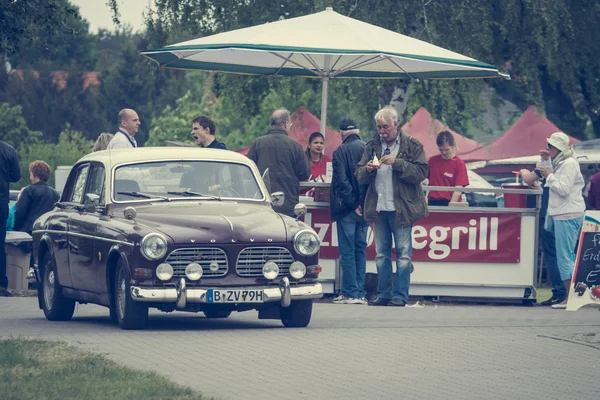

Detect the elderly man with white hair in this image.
[536,131,586,309]
[356,107,428,307]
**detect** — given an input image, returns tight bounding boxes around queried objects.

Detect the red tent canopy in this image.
[236,106,342,156]
[400,108,481,159]
[461,106,579,162]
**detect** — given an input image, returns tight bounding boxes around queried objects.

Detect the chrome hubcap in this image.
[44,270,55,309]
[117,274,126,319]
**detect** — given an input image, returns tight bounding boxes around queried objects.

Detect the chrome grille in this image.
[166,247,228,278]
[236,247,294,277]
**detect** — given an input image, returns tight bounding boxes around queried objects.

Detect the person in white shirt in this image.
[536,131,585,309]
[107,109,140,150]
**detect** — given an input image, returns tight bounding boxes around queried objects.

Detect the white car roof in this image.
[78,147,250,167]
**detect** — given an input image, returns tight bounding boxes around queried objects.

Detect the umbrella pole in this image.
[320,77,329,136]
[320,55,331,137]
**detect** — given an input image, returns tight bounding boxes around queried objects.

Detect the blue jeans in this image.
[337,211,369,298]
[540,218,566,298]
[545,215,583,281]
[374,211,412,302]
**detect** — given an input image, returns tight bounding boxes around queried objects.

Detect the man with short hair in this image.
[247,108,310,217]
[191,116,227,149]
[356,107,428,307]
[107,108,140,149]
[0,140,21,296]
[330,118,369,305]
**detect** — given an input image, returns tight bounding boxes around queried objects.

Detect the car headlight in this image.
[262,261,279,280]
[293,229,320,256]
[185,262,203,281]
[140,233,168,260]
[156,263,173,281]
[289,261,306,279]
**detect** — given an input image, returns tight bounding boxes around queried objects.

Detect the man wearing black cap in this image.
[330,119,369,304]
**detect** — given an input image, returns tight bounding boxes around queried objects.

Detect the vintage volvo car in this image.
[32,147,323,329]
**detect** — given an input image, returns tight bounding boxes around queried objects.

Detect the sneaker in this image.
[0,288,13,297]
[26,267,36,282]
[368,297,390,306]
[357,297,368,305]
[551,302,567,309]
[345,298,365,305]
[332,294,350,304]
[540,296,566,306]
[387,299,407,307]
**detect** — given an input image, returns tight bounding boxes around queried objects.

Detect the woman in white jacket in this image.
[536,131,585,309]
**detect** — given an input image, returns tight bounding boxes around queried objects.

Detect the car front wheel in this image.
[40,252,75,321]
[114,259,148,330]
[280,300,313,328]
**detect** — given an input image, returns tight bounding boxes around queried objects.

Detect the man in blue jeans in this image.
[356,107,428,307]
[330,119,369,304]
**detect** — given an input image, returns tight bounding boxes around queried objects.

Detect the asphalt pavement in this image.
[1,298,599,400]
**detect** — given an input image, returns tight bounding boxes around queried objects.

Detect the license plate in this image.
[207,289,264,303]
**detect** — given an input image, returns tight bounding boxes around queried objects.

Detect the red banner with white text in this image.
[305,210,521,263]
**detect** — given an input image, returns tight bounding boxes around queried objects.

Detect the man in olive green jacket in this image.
[356,107,428,307]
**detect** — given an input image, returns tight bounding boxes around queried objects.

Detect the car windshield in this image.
[113,160,264,202]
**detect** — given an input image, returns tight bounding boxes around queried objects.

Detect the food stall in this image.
[300,182,542,301]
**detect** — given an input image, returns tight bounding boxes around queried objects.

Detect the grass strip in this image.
[0,337,211,400]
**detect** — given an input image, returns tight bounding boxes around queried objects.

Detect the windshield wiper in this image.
[116,191,169,201]
[167,190,222,201]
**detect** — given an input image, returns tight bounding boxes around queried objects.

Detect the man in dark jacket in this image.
[247,108,310,217]
[330,119,369,305]
[356,107,428,307]
[0,140,21,296]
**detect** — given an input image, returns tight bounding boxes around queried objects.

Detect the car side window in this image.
[70,165,90,204]
[87,164,106,205]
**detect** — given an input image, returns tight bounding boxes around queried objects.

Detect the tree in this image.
[1,0,96,70]
[140,0,600,140]
[0,103,42,149]
[14,127,93,189]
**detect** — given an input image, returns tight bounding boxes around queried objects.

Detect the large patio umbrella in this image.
[142,7,508,134]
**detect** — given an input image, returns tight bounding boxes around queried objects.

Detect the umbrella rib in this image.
[269,52,321,77]
[329,55,384,77]
[329,55,343,71]
[273,52,295,75]
[302,54,325,75]
[386,56,420,81]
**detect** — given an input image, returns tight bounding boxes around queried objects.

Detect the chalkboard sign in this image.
[567,231,600,310]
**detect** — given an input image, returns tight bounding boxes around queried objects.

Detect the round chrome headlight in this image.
[289,261,306,280]
[293,229,320,256]
[262,261,279,280]
[140,233,168,260]
[185,262,203,281]
[156,263,173,281]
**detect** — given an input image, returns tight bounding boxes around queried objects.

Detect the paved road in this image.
[1,298,599,400]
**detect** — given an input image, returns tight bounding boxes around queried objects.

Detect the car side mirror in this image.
[271,191,285,207]
[83,193,100,213]
[294,203,307,217]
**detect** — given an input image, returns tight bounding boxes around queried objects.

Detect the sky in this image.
[68,0,152,33]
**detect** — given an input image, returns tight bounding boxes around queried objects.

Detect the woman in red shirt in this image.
[427,131,469,206]
[305,132,331,181]
[302,132,331,196]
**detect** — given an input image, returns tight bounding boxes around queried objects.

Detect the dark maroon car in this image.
[32,148,323,329]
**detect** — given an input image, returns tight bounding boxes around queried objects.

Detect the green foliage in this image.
[0,103,42,149]
[143,0,600,141]
[1,0,95,69]
[14,127,93,189]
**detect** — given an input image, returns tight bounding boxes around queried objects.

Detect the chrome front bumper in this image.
[130,277,323,309]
